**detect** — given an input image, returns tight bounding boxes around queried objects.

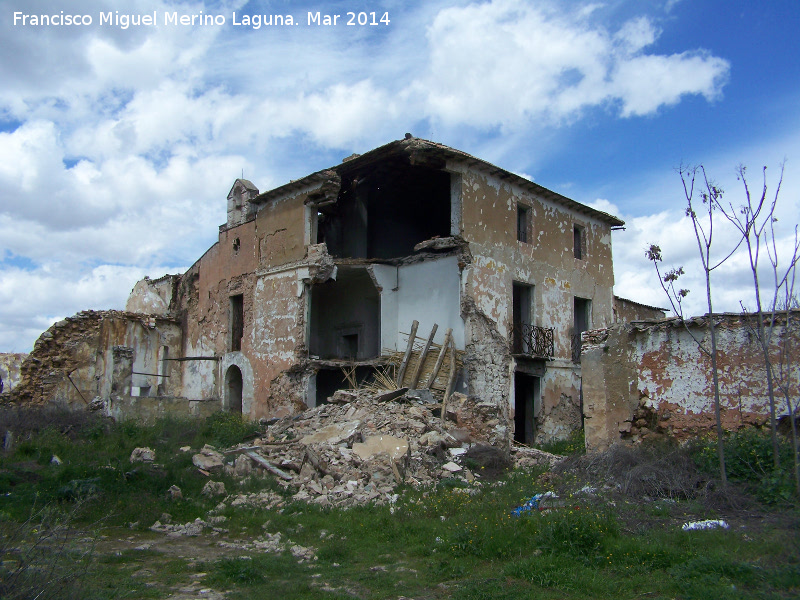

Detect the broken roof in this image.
[252,137,625,227]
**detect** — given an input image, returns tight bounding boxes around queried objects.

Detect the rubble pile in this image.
[198,388,563,508]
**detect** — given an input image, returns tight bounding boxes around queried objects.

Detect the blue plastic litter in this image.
[511,494,543,516]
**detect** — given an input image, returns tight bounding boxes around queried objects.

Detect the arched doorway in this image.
[225,365,243,413]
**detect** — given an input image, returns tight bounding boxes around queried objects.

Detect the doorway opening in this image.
[225,365,243,413]
[514,372,540,445]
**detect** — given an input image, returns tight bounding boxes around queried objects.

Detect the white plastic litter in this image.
[681,519,729,531]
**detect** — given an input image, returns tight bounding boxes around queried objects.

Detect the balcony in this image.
[511,323,555,359]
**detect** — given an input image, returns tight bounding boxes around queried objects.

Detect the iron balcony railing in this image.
[511,323,555,359]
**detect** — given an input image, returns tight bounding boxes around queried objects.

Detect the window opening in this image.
[517,205,530,243]
[341,334,359,360]
[230,294,244,351]
[512,282,533,354]
[573,225,584,259]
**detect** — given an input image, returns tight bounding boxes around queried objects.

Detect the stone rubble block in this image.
[352,435,409,462]
[192,445,225,471]
[130,447,155,463]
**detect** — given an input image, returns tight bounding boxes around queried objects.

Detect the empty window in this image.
[573,225,584,259]
[230,294,244,351]
[341,334,359,359]
[573,297,591,362]
[232,237,240,253]
[517,204,530,243]
[512,282,534,354]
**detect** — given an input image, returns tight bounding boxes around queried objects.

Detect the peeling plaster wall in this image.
[0,353,27,395]
[583,313,800,452]
[179,185,319,419]
[255,190,308,268]
[249,268,308,419]
[457,166,616,442]
[125,275,179,315]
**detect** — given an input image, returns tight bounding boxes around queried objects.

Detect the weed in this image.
[537,428,585,456]
[0,502,97,600]
[536,507,618,557]
[199,411,261,448]
[693,429,796,504]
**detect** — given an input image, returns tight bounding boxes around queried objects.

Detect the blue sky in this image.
[1,0,799,351]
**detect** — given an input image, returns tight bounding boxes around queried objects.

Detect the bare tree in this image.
[773,246,799,494]
[717,164,800,470]
[646,165,743,487]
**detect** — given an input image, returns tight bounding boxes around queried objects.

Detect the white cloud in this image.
[0,263,170,352]
[611,51,729,116]
[418,0,729,128]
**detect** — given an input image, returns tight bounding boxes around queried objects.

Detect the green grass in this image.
[537,427,586,455]
[1,412,799,599]
[693,428,798,504]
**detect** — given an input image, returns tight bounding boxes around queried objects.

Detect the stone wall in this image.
[10,311,186,419]
[613,296,666,322]
[582,311,800,451]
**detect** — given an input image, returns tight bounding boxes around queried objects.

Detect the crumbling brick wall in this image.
[582,311,800,451]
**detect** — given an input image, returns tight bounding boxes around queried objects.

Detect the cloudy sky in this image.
[1,0,799,352]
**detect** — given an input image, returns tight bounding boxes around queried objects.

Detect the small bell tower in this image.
[226,178,259,229]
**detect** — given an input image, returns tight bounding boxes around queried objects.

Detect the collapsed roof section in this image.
[233,138,624,257]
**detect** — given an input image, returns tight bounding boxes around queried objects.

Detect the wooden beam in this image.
[409,323,438,388]
[442,337,458,424]
[244,450,294,480]
[395,320,419,386]
[425,328,452,389]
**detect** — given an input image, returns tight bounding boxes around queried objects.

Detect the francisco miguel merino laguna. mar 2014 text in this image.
[12,10,391,29]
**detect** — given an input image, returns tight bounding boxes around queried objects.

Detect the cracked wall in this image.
[582,312,800,451]
[10,311,190,420]
[457,166,615,443]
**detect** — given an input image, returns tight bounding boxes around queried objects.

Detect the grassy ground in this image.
[1,406,798,599]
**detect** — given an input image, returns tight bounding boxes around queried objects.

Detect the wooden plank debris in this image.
[410,323,438,389]
[244,450,294,480]
[425,328,452,389]
[396,320,419,386]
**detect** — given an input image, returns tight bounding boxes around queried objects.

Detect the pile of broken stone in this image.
[192,389,563,510]
[133,389,562,552]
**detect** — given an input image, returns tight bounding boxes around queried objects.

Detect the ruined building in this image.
[12,137,640,444]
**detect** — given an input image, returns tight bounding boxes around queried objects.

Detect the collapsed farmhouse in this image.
[4,137,797,451]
